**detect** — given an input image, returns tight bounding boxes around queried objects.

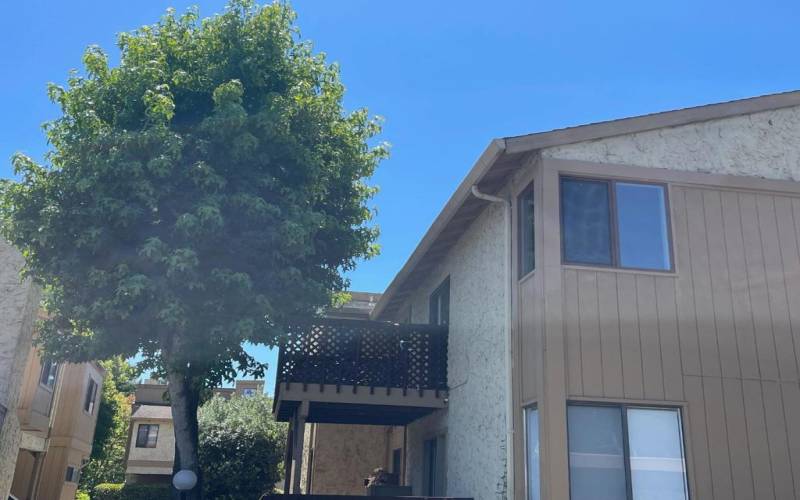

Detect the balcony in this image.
[274,318,448,425]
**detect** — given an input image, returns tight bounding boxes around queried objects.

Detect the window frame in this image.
[135,423,160,448]
[518,181,536,279]
[428,277,450,326]
[523,404,540,500]
[566,400,690,500]
[559,176,675,272]
[39,360,59,390]
[83,377,98,414]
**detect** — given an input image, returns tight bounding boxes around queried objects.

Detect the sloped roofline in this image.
[372,90,800,319]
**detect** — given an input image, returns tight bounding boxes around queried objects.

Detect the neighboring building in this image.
[124,379,265,484]
[274,91,800,500]
[10,354,105,500]
[0,240,40,500]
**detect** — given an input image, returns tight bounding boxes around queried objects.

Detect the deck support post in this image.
[290,401,310,493]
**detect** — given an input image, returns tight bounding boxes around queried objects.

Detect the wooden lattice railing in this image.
[277,318,448,392]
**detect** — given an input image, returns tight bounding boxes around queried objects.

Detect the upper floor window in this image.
[560,177,672,271]
[83,378,98,414]
[242,388,257,397]
[39,360,58,389]
[136,423,160,448]
[567,403,688,500]
[429,278,450,326]
[518,183,535,277]
[525,406,540,500]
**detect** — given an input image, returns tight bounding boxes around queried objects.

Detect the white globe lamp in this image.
[173,469,198,491]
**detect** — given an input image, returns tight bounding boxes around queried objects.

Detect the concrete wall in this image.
[0,240,39,499]
[396,201,508,500]
[543,105,800,181]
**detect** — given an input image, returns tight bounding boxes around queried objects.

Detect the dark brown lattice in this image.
[277,318,448,391]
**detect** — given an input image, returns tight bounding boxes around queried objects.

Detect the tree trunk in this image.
[167,369,202,500]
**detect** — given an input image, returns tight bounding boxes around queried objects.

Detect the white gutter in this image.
[470,185,515,500]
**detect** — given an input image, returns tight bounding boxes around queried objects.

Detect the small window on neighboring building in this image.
[65,465,79,483]
[518,182,535,277]
[429,278,450,326]
[242,388,257,397]
[83,378,98,414]
[567,403,688,500]
[136,424,160,448]
[39,360,59,389]
[560,177,672,271]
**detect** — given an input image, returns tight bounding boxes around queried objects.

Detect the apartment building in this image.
[274,91,800,500]
[10,352,105,500]
[124,379,266,484]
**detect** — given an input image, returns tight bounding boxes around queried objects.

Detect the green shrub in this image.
[93,483,171,500]
[75,491,91,500]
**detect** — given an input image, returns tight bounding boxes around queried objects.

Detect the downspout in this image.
[470,185,515,500]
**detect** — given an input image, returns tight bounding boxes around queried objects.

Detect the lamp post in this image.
[173,469,198,499]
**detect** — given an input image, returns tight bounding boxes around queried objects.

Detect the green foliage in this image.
[75,491,91,500]
[0,0,383,383]
[198,393,287,499]
[93,483,171,500]
[79,357,139,492]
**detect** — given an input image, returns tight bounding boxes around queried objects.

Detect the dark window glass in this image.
[84,378,98,414]
[518,183,535,277]
[615,183,671,270]
[39,360,58,389]
[429,278,450,326]
[65,466,76,482]
[423,436,446,495]
[392,448,403,476]
[136,424,160,448]
[567,404,688,500]
[561,178,613,266]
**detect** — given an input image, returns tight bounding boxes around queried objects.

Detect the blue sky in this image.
[3,0,799,391]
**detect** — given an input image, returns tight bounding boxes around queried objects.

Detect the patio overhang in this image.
[273,318,449,425]
[273,317,449,494]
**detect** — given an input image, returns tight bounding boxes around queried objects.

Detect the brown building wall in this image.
[513,156,800,500]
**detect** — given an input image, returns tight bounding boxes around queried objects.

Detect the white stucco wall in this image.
[400,202,507,500]
[543,105,800,180]
[0,240,40,499]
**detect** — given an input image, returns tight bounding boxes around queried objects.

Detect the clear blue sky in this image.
[3,0,799,391]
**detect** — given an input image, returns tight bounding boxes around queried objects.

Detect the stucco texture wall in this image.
[400,201,508,500]
[543,105,800,180]
[0,241,39,499]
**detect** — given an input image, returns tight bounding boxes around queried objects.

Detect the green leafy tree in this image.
[79,357,139,493]
[198,393,286,499]
[0,2,384,497]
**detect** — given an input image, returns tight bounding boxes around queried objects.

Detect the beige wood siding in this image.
[514,156,800,500]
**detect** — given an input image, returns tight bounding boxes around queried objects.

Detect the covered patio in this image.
[273,318,449,495]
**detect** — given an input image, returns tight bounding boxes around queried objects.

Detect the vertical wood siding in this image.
[553,184,800,499]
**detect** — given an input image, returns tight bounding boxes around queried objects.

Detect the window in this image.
[518,183,535,277]
[136,424,160,448]
[83,378,98,414]
[242,388,257,397]
[429,278,450,326]
[567,403,688,500]
[560,177,672,271]
[39,360,58,389]
[525,407,540,500]
[423,436,446,496]
[65,465,79,483]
